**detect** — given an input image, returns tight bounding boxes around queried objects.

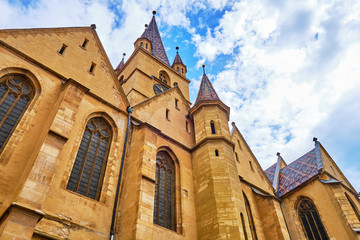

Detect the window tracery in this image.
[298,198,329,240]
[0,74,34,151]
[67,117,112,200]
[153,151,176,231]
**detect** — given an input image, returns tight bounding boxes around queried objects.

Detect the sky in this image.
[1,0,359,192]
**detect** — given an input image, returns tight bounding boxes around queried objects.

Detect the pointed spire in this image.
[139,11,170,66]
[172,46,184,65]
[115,53,126,72]
[194,64,220,105]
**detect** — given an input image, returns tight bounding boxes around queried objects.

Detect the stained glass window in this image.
[0,74,34,151]
[67,117,112,200]
[298,199,329,240]
[153,151,176,231]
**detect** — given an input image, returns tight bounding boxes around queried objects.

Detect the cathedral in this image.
[0,12,359,240]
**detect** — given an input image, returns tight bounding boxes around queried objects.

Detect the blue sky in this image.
[1,0,360,191]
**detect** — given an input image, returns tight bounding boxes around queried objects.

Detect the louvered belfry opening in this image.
[298,199,329,240]
[153,151,176,231]
[67,117,112,200]
[0,74,34,151]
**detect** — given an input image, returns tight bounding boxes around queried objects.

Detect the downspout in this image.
[110,106,133,240]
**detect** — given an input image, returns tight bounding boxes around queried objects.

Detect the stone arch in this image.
[159,70,170,85]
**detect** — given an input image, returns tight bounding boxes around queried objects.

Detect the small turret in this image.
[134,24,152,53]
[115,53,126,75]
[171,47,187,77]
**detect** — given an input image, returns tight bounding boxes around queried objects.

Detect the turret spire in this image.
[115,53,126,74]
[194,65,220,105]
[171,46,187,76]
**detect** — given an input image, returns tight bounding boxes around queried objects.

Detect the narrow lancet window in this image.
[210,120,216,134]
[244,193,257,240]
[81,38,89,48]
[58,44,67,55]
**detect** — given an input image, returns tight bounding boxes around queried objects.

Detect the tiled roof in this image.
[265,163,277,185]
[172,52,183,65]
[194,74,220,104]
[115,57,125,72]
[276,149,320,196]
[140,16,170,66]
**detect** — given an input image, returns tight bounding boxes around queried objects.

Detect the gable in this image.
[320,145,356,192]
[132,87,193,148]
[0,27,128,111]
[231,125,274,194]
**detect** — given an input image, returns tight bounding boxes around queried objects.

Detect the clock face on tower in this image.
[153,84,168,95]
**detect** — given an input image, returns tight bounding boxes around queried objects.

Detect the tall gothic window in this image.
[153,151,176,231]
[0,74,34,151]
[67,117,112,200]
[298,199,329,240]
[240,213,248,240]
[244,193,257,240]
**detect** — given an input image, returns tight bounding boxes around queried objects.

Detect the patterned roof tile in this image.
[194,74,220,104]
[276,149,319,196]
[140,16,170,66]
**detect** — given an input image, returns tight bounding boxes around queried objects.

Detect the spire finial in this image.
[277,152,281,157]
[122,53,126,59]
[176,46,179,53]
[313,137,318,142]
[152,10,156,15]
[145,24,148,29]
[202,64,205,75]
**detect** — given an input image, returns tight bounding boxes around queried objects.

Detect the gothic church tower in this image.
[189,67,245,239]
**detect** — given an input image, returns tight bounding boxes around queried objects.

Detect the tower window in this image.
[175,99,179,109]
[298,198,329,240]
[153,151,176,231]
[89,62,96,74]
[210,120,216,134]
[146,43,148,49]
[215,149,219,156]
[66,117,112,200]
[58,44,67,55]
[181,68,184,74]
[0,74,34,152]
[81,38,89,48]
[186,121,189,133]
[176,67,179,72]
[141,42,143,47]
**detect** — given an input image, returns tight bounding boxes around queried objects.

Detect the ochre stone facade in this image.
[0,15,359,240]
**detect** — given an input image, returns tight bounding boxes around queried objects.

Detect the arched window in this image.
[215,149,219,156]
[159,71,169,85]
[176,67,179,72]
[298,198,329,240]
[153,151,176,231]
[240,213,248,240]
[67,117,112,200]
[210,120,216,134]
[244,193,257,240]
[0,74,34,151]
